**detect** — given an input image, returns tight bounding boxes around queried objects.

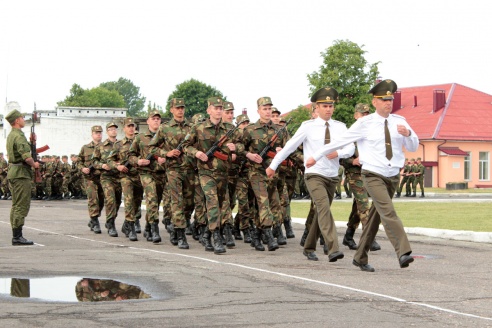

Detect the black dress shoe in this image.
[323,244,328,255]
[303,250,319,261]
[370,240,381,251]
[399,254,414,268]
[352,259,375,272]
[328,251,344,262]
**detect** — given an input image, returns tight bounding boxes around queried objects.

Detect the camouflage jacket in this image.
[93,138,120,177]
[149,118,194,171]
[61,162,71,177]
[0,158,8,175]
[52,161,63,178]
[183,118,244,174]
[107,136,139,177]
[77,141,102,178]
[70,162,81,178]
[242,119,287,174]
[340,143,362,175]
[128,130,166,173]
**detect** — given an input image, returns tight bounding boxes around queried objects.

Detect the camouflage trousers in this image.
[199,172,231,231]
[0,174,7,194]
[45,176,53,196]
[406,177,416,193]
[275,174,288,225]
[140,172,165,224]
[9,177,31,229]
[161,173,172,222]
[84,176,104,218]
[193,173,207,226]
[227,169,238,212]
[62,176,70,194]
[248,171,280,229]
[234,174,254,230]
[346,172,370,230]
[121,174,143,223]
[167,169,195,229]
[54,176,63,195]
[101,174,122,221]
[416,177,424,192]
[71,176,83,196]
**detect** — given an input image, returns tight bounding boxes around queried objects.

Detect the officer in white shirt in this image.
[267,87,354,262]
[305,79,419,272]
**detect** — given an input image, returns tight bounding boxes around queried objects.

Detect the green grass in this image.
[425,187,492,194]
[290,201,492,232]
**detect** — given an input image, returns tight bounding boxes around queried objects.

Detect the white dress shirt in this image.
[269,117,355,178]
[312,112,419,177]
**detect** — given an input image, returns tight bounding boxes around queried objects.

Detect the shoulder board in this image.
[391,114,407,121]
[331,119,346,126]
[300,120,315,126]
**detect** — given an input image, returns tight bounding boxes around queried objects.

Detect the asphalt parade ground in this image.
[0,197,491,327]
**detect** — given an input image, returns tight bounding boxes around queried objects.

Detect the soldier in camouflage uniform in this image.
[0,152,9,199]
[149,98,195,249]
[340,104,380,252]
[242,96,288,252]
[93,122,123,237]
[60,155,71,199]
[396,158,411,197]
[43,155,54,200]
[52,156,64,199]
[405,158,417,197]
[69,154,83,199]
[78,125,105,234]
[128,110,165,244]
[415,157,425,197]
[183,96,244,254]
[107,117,143,241]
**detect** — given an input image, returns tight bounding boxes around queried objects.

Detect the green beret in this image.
[310,87,339,104]
[170,98,186,108]
[92,125,103,132]
[223,101,234,111]
[354,103,370,113]
[5,109,23,124]
[147,109,161,118]
[257,97,273,107]
[207,96,224,107]
[106,121,118,129]
[271,107,281,114]
[368,79,398,100]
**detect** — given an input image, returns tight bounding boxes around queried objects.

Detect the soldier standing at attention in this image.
[149,98,194,249]
[415,157,425,197]
[60,155,71,199]
[78,126,105,234]
[395,158,410,198]
[93,122,123,237]
[183,97,243,254]
[408,159,418,197]
[0,152,8,199]
[109,117,143,241]
[5,109,38,245]
[267,87,354,262]
[242,97,287,252]
[128,110,165,244]
[306,79,419,272]
[404,158,416,197]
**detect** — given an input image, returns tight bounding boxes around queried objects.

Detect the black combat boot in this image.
[134,218,142,233]
[233,226,243,241]
[300,227,309,247]
[151,221,161,243]
[395,192,401,198]
[411,192,416,197]
[335,192,342,200]
[176,228,189,249]
[420,192,425,198]
[128,221,138,242]
[263,227,279,251]
[283,217,295,239]
[250,227,265,251]
[105,218,118,237]
[202,227,214,251]
[274,223,287,246]
[163,218,172,234]
[342,228,357,250]
[191,221,200,241]
[88,216,102,234]
[170,229,178,246]
[121,220,130,237]
[212,229,226,254]
[242,228,252,243]
[370,240,381,251]
[12,227,34,246]
[223,224,236,248]
[185,218,192,235]
[144,222,153,242]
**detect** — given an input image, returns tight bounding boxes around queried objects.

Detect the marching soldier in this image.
[406,158,417,197]
[396,159,411,197]
[0,152,8,199]
[60,155,71,199]
[415,157,425,197]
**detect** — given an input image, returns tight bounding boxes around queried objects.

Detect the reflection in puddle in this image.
[0,277,151,302]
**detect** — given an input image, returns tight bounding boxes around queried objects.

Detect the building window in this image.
[464,152,471,180]
[479,152,489,181]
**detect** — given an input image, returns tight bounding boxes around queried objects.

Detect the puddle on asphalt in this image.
[0,277,151,302]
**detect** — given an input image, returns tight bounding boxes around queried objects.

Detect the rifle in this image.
[203,119,245,162]
[171,118,206,163]
[30,104,50,183]
[258,118,292,166]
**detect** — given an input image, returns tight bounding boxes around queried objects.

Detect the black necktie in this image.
[324,122,330,145]
[385,119,393,160]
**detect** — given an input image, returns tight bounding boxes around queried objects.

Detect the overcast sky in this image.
[1,0,490,122]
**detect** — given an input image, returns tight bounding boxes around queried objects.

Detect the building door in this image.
[424,166,433,187]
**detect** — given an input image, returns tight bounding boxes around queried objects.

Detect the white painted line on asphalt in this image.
[12,223,492,323]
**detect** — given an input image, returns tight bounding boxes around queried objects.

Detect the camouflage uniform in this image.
[0,154,8,198]
[69,155,83,198]
[406,161,418,197]
[78,128,105,233]
[52,157,63,199]
[60,157,71,198]
[397,160,411,196]
[415,158,425,197]
[44,157,54,199]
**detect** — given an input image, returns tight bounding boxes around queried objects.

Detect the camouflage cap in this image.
[410,158,415,161]
[124,117,135,126]
[310,87,339,103]
[279,116,287,123]
[354,103,370,113]
[369,79,398,100]
[92,125,103,132]
[5,109,23,124]
[236,114,250,124]
[223,101,234,111]
[207,96,224,107]
[271,107,281,114]
[62,155,68,159]
[148,109,161,118]
[106,121,118,129]
[191,113,206,124]
[170,98,185,108]
[417,157,422,161]
[257,97,273,107]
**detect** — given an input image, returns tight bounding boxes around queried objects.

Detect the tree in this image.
[286,104,312,135]
[58,84,125,108]
[100,77,146,117]
[307,40,380,125]
[165,79,226,119]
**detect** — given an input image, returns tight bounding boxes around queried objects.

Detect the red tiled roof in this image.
[438,147,469,156]
[393,83,492,141]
